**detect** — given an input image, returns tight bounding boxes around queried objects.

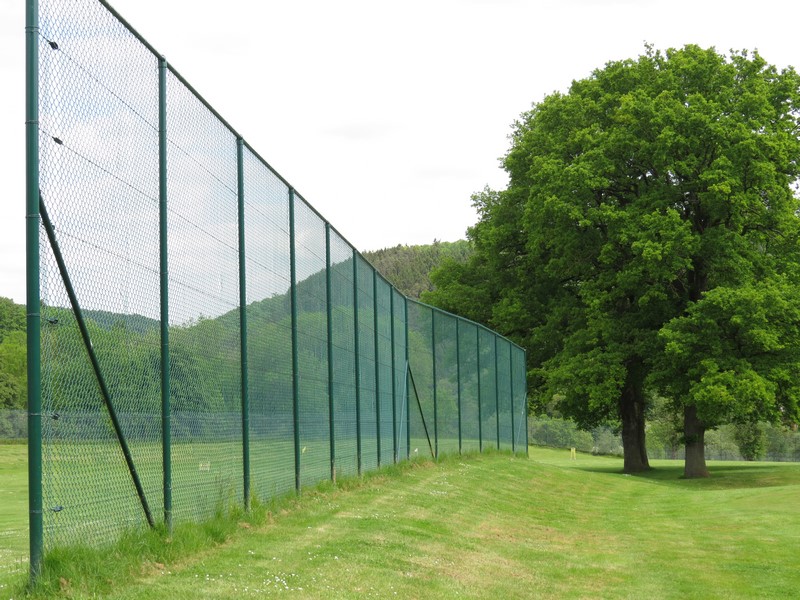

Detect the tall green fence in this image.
[25,0,528,580]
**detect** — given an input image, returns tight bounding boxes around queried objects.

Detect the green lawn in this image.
[0,445,28,596]
[4,446,800,598]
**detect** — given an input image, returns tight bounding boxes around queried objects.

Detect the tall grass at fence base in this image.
[18,452,454,599]
[23,503,264,599]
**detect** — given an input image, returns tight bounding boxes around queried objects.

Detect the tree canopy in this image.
[424,45,800,476]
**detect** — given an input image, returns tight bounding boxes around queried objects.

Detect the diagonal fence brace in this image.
[396,359,409,463]
[39,195,155,528]
[407,363,435,459]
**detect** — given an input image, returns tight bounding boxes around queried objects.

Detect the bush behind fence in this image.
[0,409,27,441]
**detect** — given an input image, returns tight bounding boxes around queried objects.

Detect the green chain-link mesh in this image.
[32,0,528,553]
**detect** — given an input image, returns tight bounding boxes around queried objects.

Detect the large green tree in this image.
[426,45,800,475]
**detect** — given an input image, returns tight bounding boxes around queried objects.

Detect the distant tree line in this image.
[528,398,800,462]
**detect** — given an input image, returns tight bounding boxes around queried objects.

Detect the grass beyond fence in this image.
[0,445,28,596]
[3,444,800,598]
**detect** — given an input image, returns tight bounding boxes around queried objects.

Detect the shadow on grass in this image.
[574,461,800,491]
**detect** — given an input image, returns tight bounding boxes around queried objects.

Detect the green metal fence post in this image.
[158,55,172,531]
[494,335,500,450]
[352,250,362,476]
[325,224,335,481]
[390,290,397,463]
[373,270,381,468]
[237,138,250,510]
[404,297,410,458]
[476,327,482,452]
[510,345,516,454]
[525,349,529,455]
[26,0,43,581]
[289,188,301,492]
[431,309,438,459]
[456,319,462,455]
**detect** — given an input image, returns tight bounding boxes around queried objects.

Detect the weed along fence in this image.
[24,0,528,581]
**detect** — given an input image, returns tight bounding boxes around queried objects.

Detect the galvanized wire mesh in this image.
[355,255,378,472]
[513,347,528,452]
[375,277,395,466]
[497,339,513,450]
[435,312,460,455]
[458,321,481,452]
[31,0,528,556]
[38,0,162,546]
[294,195,330,488]
[407,302,434,457]
[242,147,295,500]
[165,65,243,524]
[392,288,409,462]
[329,233,358,479]
[479,328,499,450]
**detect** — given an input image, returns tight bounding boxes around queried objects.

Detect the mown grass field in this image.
[2,445,800,599]
[0,444,28,597]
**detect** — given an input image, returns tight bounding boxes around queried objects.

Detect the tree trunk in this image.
[620,359,650,473]
[683,404,709,478]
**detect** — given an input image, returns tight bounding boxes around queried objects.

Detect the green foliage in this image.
[654,280,800,428]
[703,427,744,461]
[425,44,800,472]
[0,297,25,343]
[425,187,536,345]
[645,395,683,459]
[592,426,625,456]
[364,240,472,299]
[763,422,800,461]
[527,415,594,451]
[733,421,767,461]
[0,409,26,440]
[0,371,22,410]
[0,298,26,410]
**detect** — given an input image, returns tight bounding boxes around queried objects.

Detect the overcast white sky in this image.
[1,0,798,304]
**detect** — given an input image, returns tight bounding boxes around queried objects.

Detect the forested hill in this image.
[363,240,472,299]
[0,239,467,412]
